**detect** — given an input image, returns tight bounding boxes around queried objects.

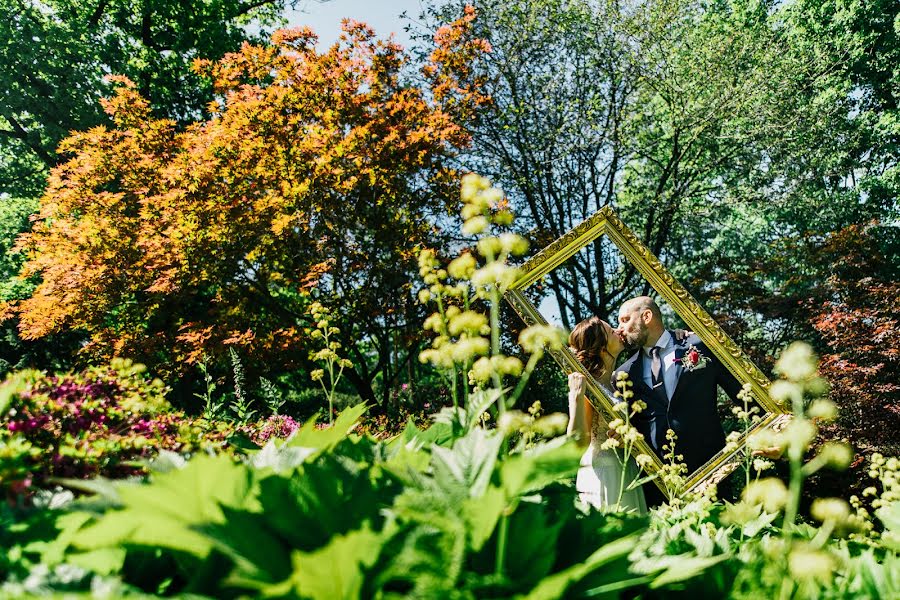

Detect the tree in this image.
[0,196,81,376]
[0,0,293,197]
[807,223,900,454]
[1,14,489,407]
[419,0,868,329]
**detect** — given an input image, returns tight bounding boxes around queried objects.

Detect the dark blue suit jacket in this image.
[614,332,743,475]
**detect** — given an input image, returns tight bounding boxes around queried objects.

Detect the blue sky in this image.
[285,0,426,49]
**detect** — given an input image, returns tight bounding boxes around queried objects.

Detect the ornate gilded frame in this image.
[505,207,791,498]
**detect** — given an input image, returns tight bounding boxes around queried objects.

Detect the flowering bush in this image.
[0,359,236,497]
[244,414,300,446]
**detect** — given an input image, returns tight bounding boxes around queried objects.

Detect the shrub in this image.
[0,359,236,497]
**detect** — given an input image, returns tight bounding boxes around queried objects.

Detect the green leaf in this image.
[250,439,316,473]
[501,499,566,588]
[287,403,368,451]
[265,524,385,600]
[647,554,732,588]
[74,455,259,558]
[461,484,506,552]
[741,509,779,538]
[53,477,122,505]
[522,533,642,599]
[431,427,503,499]
[201,507,292,588]
[501,436,582,498]
[368,520,466,596]
[255,453,399,552]
[23,511,93,565]
[67,547,126,575]
[466,388,504,431]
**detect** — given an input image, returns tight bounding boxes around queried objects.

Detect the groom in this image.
[614,296,743,505]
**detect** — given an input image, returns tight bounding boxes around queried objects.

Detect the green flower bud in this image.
[742,477,789,513]
[810,497,851,525]
[499,232,529,256]
[788,547,835,583]
[519,325,567,353]
[448,311,488,336]
[448,252,477,280]
[476,236,503,258]
[534,413,568,436]
[769,380,802,406]
[774,342,818,382]
[463,216,489,235]
[818,442,853,470]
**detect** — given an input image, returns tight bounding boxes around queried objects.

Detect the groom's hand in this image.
[673,328,694,342]
[752,446,784,459]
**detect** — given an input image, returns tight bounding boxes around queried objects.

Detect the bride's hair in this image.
[568,316,611,379]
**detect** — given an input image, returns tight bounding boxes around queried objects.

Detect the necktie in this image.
[650,346,667,402]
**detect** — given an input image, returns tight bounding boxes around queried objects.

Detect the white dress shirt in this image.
[642,330,679,401]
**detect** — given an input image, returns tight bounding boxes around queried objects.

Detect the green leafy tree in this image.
[0,0,294,197]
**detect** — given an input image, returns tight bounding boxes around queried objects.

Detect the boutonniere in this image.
[674,345,710,371]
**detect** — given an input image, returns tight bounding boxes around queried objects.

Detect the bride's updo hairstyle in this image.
[568,316,610,378]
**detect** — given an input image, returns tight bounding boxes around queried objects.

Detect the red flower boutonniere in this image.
[674,344,710,372]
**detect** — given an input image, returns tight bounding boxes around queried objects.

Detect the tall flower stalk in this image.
[306,302,353,426]
[418,174,565,422]
[598,372,651,511]
[418,173,568,578]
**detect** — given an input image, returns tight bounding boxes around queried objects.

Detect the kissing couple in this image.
[566,296,746,511]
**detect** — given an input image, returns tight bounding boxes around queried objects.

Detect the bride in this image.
[567,316,647,513]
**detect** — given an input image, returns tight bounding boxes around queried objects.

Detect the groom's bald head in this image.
[617,296,665,349]
[621,296,663,322]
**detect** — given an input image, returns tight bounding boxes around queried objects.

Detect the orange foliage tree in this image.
[2,11,490,403]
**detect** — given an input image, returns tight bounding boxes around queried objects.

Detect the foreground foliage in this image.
[1,403,897,599]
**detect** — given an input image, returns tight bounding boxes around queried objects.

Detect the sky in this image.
[285,0,426,49]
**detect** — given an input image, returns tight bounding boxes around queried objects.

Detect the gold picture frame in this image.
[505,206,792,498]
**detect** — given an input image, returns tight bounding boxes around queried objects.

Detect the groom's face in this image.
[616,306,649,350]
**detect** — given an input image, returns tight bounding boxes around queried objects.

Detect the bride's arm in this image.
[567,372,593,447]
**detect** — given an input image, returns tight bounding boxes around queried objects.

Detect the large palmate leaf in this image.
[200,507,292,589]
[500,436,582,498]
[390,412,461,451]
[262,524,387,600]
[367,520,468,598]
[497,499,567,588]
[430,427,504,500]
[254,452,401,553]
[461,485,507,553]
[73,455,259,558]
[523,533,644,600]
[286,403,368,452]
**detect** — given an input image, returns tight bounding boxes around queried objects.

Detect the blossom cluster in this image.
[0,360,236,496]
[417,173,566,414]
[246,414,300,446]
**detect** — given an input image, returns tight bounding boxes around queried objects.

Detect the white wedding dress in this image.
[576,400,648,514]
